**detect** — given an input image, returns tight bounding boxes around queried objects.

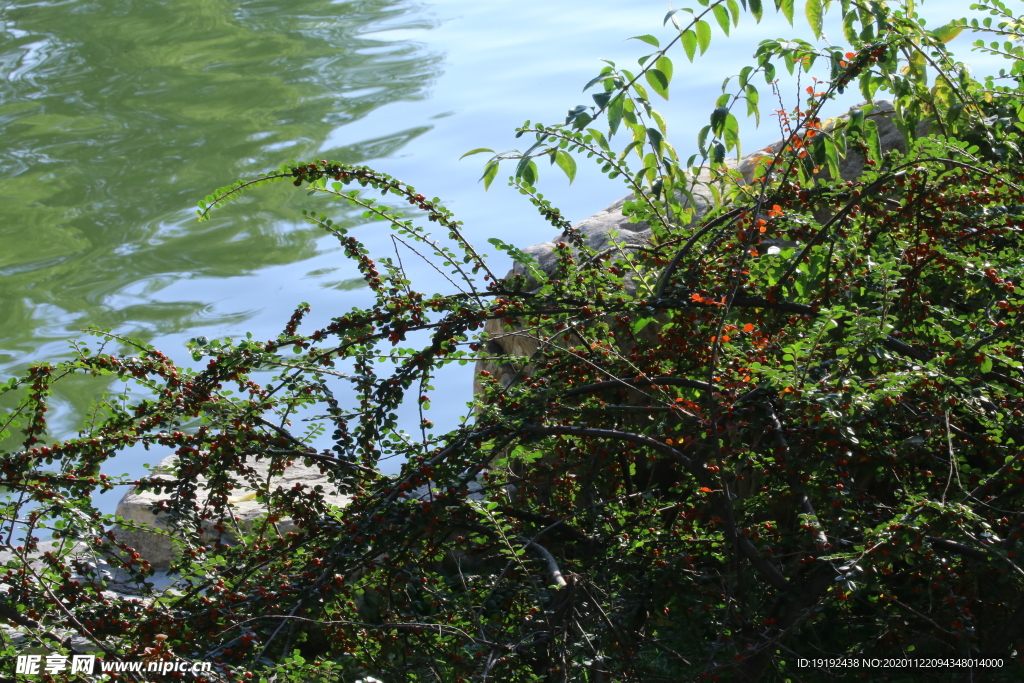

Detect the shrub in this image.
[4,1,1024,681]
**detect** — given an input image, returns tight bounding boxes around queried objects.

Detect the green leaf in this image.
[746,84,760,126]
[824,135,840,180]
[643,152,659,183]
[843,10,858,43]
[805,0,823,39]
[632,81,650,103]
[608,95,625,135]
[696,20,712,55]
[764,61,776,82]
[582,67,614,92]
[811,132,828,169]
[647,127,664,153]
[571,112,594,130]
[592,91,612,109]
[698,125,711,156]
[656,56,674,85]
[652,109,668,135]
[711,106,729,136]
[932,22,965,43]
[522,160,538,186]
[749,0,763,22]
[723,113,740,151]
[620,139,644,161]
[587,127,611,151]
[631,34,660,47]
[712,4,731,35]
[980,356,993,374]
[779,0,794,26]
[554,150,577,183]
[858,73,877,103]
[646,69,670,99]
[461,147,495,160]
[848,106,864,135]
[479,161,499,191]
[727,0,741,25]
[712,141,726,164]
[864,119,882,164]
[632,317,656,333]
[908,49,927,85]
[739,65,753,88]
[870,0,886,34]
[681,29,698,62]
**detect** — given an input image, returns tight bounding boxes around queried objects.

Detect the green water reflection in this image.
[0,0,442,371]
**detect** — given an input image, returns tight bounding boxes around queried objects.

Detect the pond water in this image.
[0,0,995,511]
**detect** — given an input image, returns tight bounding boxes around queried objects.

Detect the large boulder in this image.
[476,100,912,392]
[114,454,351,569]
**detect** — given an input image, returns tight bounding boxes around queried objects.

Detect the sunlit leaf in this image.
[652,109,668,136]
[587,127,611,151]
[632,317,656,333]
[521,159,538,186]
[843,9,859,43]
[746,84,760,126]
[554,150,577,183]
[656,56,674,85]
[609,94,625,135]
[824,135,840,180]
[582,67,615,92]
[696,20,712,55]
[931,22,965,43]
[727,0,741,25]
[630,34,660,47]
[749,0,763,22]
[723,112,740,151]
[805,0,823,39]
[481,160,500,190]
[698,124,711,156]
[460,147,495,160]
[780,0,795,26]
[643,152,658,183]
[681,29,698,62]
[908,49,928,85]
[713,4,731,36]
[646,69,670,100]
[864,119,882,164]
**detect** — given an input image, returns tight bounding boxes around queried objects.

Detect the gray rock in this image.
[477,100,915,391]
[114,454,352,569]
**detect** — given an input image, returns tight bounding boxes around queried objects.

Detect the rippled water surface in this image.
[0,0,444,361]
[0,0,993,496]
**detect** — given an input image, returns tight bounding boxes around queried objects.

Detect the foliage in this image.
[5,1,1024,681]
